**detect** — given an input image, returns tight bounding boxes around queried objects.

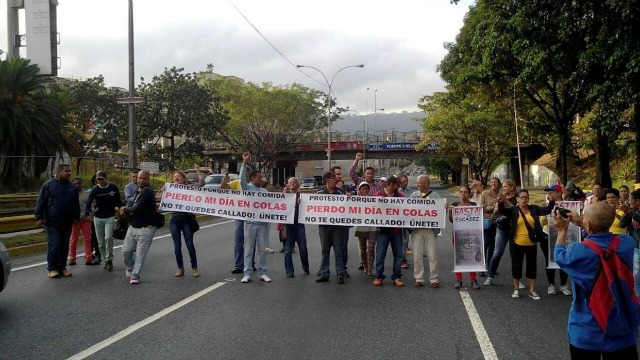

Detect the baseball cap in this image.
[544,184,562,193]
[565,180,578,191]
[358,182,370,190]
[379,176,388,182]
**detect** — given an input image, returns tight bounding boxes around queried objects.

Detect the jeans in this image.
[483,223,497,271]
[375,231,403,280]
[318,225,345,278]
[284,223,309,275]
[488,227,509,278]
[244,222,268,276]
[122,226,156,279]
[234,220,251,269]
[94,216,115,261]
[46,223,72,271]
[634,248,640,296]
[401,228,410,262]
[169,215,197,269]
[340,226,350,270]
[69,218,92,262]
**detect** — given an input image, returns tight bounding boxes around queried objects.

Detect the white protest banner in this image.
[547,201,582,269]
[297,193,446,228]
[158,182,297,224]
[451,205,486,272]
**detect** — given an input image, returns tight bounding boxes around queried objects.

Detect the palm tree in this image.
[0,55,76,188]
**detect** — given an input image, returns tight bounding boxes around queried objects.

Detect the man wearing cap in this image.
[373,175,405,287]
[410,174,442,288]
[349,152,382,194]
[564,180,586,202]
[316,171,347,284]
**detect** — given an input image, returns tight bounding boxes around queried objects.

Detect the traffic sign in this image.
[116,97,145,104]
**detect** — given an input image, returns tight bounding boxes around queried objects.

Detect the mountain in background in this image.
[333,111,424,134]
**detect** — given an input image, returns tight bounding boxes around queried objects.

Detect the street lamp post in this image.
[296,64,364,168]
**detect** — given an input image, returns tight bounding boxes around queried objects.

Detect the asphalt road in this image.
[0,185,578,360]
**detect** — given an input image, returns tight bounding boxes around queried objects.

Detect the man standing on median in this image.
[239,152,271,283]
[35,164,80,279]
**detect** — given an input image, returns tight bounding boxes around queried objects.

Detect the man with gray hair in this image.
[410,175,441,288]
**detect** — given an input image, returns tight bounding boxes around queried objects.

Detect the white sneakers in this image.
[259,274,272,282]
[241,275,251,283]
[560,284,572,296]
[518,281,526,290]
[241,274,272,283]
[483,277,494,286]
[265,247,275,254]
[548,285,557,295]
[511,289,520,298]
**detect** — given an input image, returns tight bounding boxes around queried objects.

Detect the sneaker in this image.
[511,289,520,298]
[529,291,541,300]
[61,269,72,277]
[68,260,77,266]
[315,277,329,283]
[400,260,409,269]
[85,259,100,265]
[105,260,113,271]
[430,282,440,288]
[286,273,294,278]
[560,285,572,296]
[125,268,132,278]
[130,277,140,285]
[259,274,272,282]
[94,257,102,265]
[393,279,405,287]
[231,267,243,274]
[518,281,526,289]
[373,278,383,286]
[241,275,251,283]
[547,285,557,295]
[484,277,494,286]
[454,281,462,289]
[48,270,60,278]
[265,247,275,254]
[337,276,345,284]
[470,280,480,290]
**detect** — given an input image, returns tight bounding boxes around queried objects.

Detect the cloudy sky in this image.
[2,0,473,114]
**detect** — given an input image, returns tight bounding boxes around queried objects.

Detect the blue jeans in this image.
[319,225,345,278]
[284,223,309,275]
[483,223,497,271]
[634,248,640,297]
[244,222,268,276]
[122,226,156,279]
[169,215,197,269]
[340,226,350,270]
[401,228,410,262]
[94,216,115,261]
[234,220,253,269]
[488,227,509,278]
[46,223,72,271]
[375,231,403,280]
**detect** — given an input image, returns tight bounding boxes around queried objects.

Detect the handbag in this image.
[517,207,545,243]
[154,212,165,229]
[187,213,200,233]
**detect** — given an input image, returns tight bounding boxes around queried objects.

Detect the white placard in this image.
[547,201,582,269]
[25,0,52,75]
[452,205,486,272]
[297,193,446,228]
[158,182,297,224]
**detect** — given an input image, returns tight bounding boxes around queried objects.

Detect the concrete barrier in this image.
[0,215,37,234]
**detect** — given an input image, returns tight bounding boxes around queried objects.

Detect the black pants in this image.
[570,344,638,360]
[510,242,537,280]
[539,235,568,285]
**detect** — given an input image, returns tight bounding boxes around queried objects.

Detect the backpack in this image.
[582,236,640,336]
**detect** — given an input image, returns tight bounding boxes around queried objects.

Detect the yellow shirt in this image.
[228,179,242,191]
[610,209,627,235]
[515,213,536,246]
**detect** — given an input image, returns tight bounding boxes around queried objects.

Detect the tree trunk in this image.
[595,129,612,188]
[635,100,640,183]
[556,121,571,184]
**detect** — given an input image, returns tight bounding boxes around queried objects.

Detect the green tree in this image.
[418,90,515,183]
[136,67,226,168]
[439,0,624,183]
[0,56,75,188]
[208,78,325,179]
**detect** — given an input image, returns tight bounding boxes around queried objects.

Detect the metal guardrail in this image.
[0,215,37,234]
[0,193,38,203]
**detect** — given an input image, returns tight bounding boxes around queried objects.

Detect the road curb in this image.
[8,242,48,258]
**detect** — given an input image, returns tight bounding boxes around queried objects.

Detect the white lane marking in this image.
[67,281,227,360]
[12,220,234,272]
[459,291,499,360]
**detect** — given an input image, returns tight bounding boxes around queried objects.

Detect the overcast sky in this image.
[2,0,473,114]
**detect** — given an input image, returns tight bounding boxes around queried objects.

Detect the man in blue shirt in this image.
[553,201,638,359]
